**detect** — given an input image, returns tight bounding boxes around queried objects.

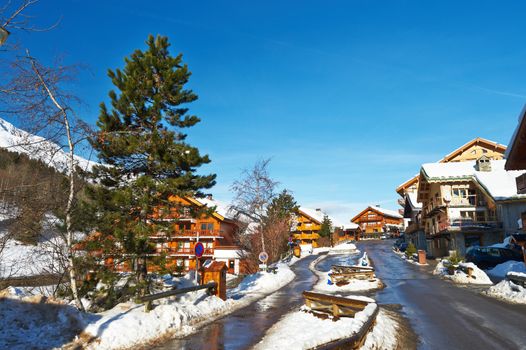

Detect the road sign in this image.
[194,242,204,258]
[258,251,269,263]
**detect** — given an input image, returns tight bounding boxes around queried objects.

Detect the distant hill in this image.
[0,117,96,173]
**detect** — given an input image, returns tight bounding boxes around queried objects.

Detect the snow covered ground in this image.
[485,260,526,304]
[254,302,398,350]
[0,262,296,350]
[433,260,493,285]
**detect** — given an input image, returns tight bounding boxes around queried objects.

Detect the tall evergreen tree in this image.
[319,215,332,238]
[89,35,216,290]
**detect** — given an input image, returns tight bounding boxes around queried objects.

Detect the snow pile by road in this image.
[360,309,399,350]
[329,241,358,254]
[310,253,382,292]
[487,261,526,279]
[434,260,493,285]
[0,287,86,350]
[253,303,380,350]
[228,262,295,300]
[485,272,526,304]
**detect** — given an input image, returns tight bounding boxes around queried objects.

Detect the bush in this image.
[405,243,417,258]
[447,250,463,266]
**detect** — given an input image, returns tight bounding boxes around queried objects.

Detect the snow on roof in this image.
[407,192,422,209]
[0,117,96,172]
[421,159,526,201]
[370,206,403,219]
[196,197,234,220]
[343,222,359,230]
[299,207,326,224]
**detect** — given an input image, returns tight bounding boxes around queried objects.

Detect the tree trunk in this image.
[29,54,85,312]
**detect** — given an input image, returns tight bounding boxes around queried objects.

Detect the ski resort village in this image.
[2,1,526,350]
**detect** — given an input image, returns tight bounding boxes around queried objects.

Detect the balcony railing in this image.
[293,232,320,240]
[437,218,502,233]
[150,230,223,239]
[154,247,215,256]
[405,221,421,234]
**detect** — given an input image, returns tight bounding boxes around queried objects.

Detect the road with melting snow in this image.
[361,240,526,350]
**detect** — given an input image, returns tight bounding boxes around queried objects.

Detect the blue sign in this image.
[194,242,204,258]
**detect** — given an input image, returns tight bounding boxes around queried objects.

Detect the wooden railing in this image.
[154,247,214,256]
[438,218,502,232]
[140,282,217,312]
[151,230,223,239]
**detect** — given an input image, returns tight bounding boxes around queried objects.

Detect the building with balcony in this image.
[335,223,361,242]
[351,206,403,238]
[292,207,326,247]
[148,196,244,274]
[418,158,526,257]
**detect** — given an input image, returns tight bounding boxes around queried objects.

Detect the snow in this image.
[485,279,526,304]
[343,222,359,230]
[195,196,234,220]
[407,192,422,209]
[253,303,379,350]
[0,289,86,350]
[433,260,493,285]
[0,117,96,173]
[299,207,325,223]
[310,252,382,293]
[370,206,403,219]
[486,260,526,279]
[421,159,526,200]
[360,309,399,350]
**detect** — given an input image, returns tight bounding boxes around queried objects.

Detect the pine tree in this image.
[89,35,216,292]
[319,215,332,238]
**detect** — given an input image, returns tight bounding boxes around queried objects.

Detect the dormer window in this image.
[476,155,491,172]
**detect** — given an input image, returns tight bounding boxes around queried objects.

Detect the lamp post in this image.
[0,27,9,46]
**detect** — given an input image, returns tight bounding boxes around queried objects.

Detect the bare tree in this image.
[230,159,278,255]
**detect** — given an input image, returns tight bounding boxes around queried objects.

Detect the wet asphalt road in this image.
[361,240,526,350]
[156,254,322,350]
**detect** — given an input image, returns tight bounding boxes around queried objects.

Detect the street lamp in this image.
[0,27,9,46]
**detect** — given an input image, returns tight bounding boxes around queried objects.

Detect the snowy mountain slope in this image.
[0,117,96,172]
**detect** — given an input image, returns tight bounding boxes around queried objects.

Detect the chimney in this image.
[315,208,321,212]
[376,204,380,207]
[206,194,213,200]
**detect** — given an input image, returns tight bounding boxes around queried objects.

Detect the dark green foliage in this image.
[405,242,417,258]
[266,189,299,220]
[318,215,332,238]
[88,35,216,286]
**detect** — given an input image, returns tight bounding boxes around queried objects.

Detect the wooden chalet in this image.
[351,206,403,237]
[335,223,361,242]
[418,158,526,257]
[292,207,325,248]
[149,196,245,274]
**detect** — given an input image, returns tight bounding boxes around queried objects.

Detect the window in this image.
[229,260,235,269]
[201,223,207,230]
[208,223,214,231]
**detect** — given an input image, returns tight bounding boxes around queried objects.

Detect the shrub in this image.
[405,243,417,258]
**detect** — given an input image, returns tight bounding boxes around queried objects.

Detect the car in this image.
[380,234,387,240]
[465,246,524,270]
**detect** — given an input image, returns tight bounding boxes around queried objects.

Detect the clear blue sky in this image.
[7,0,526,222]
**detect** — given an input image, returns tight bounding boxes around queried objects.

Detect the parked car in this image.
[465,246,524,270]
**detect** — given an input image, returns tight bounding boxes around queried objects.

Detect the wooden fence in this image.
[139,282,217,311]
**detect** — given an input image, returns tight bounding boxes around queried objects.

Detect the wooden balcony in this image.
[153,247,215,256]
[437,218,502,233]
[293,232,320,240]
[150,230,223,239]
[405,221,421,234]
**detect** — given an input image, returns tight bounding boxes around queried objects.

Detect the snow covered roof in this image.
[406,193,422,210]
[343,223,359,230]
[370,206,403,219]
[421,159,526,201]
[298,207,325,224]
[0,117,96,172]
[196,197,234,220]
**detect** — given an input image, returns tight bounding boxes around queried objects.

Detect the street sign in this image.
[258,251,269,263]
[194,242,204,258]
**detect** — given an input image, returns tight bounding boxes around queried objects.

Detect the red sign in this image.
[194,242,204,258]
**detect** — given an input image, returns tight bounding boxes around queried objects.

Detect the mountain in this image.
[0,117,96,172]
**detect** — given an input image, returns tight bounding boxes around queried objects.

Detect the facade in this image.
[418,158,526,257]
[148,196,244,274]
[335,223,361,242]
[351,206,403,238]
[396,138,507,248]
[292,207,325,247]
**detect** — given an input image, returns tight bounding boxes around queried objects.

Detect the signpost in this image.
[194,241,204,284]
[259,251,269,271]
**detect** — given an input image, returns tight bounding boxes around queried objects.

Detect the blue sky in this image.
[6,0,526,222]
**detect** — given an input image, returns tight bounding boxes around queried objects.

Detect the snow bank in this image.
[253,303,379,350]
[487,261,526,279]
[434,260,492,285]
[0,288,86,350]
[310,253,381,292]
[485,278,526,304]
[361,309,399,350]
[329,242,358,254]
[229,262,295,300]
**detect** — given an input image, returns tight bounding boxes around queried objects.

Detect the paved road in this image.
[156,255,321,350]
[361,240,526,350]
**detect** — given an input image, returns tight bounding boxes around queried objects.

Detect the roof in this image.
[420,159,526,201]
[343,223,359,230]
[298,207,325,224]
[202,261,227,272]
[407,193,422,209]
[351,206,403,222]
[505,104,526,170]
[185,196,235,221]
[396,137,507,196]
